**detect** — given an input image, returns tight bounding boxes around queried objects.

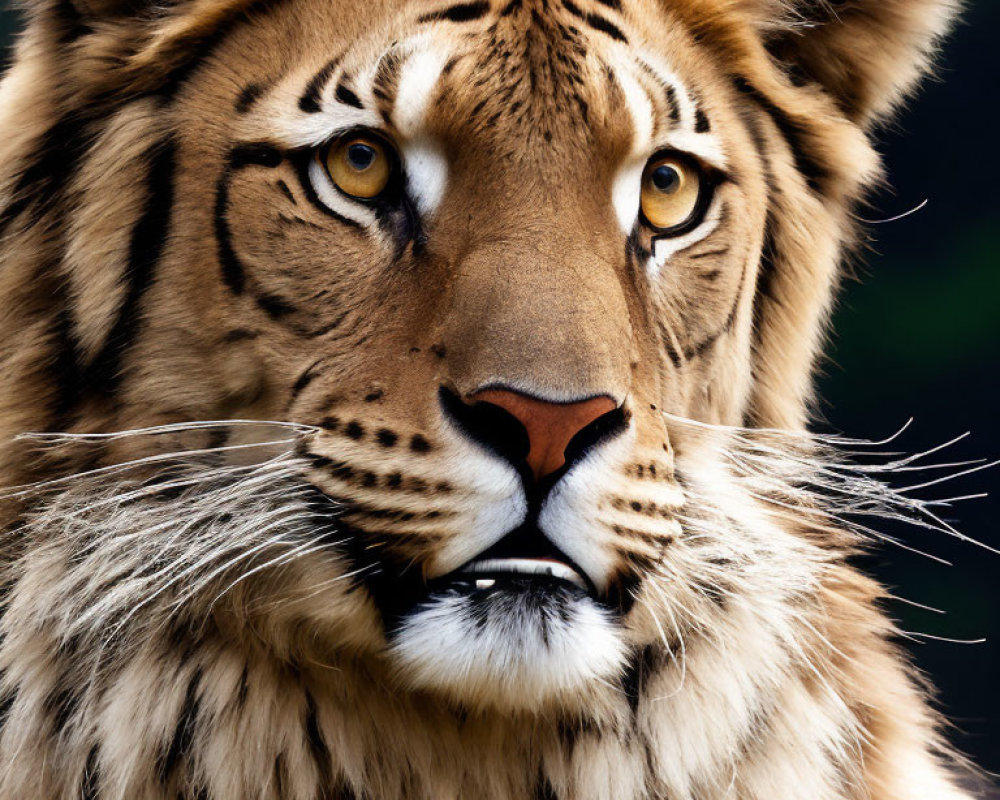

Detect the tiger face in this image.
[122,0,808,710]
[1,0,935,706]
[0,1,971,792]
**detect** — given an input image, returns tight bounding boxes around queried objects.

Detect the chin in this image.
[389,574,628,712]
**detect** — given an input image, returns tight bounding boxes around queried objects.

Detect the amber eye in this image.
[321,134,394,200]
[640,155,703,232]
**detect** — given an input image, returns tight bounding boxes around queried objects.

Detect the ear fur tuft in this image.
[757,0,960,125]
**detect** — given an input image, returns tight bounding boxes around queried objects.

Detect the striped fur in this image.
[0,0,980,798]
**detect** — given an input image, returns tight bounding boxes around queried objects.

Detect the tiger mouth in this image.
[436,520,600,599]
[456,557,589,592]
[364,521,604,634]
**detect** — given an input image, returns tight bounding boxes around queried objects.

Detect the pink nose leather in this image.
[471,389,616,480]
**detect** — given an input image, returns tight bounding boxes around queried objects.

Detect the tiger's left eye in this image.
[321,134,394,200]
[640,155,703,233]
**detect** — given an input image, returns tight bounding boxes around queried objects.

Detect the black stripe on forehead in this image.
[634,58,682,126]
[299,55,343,114]
[418,1,491,23]
[160,0,290,100]
[561,0,628,43]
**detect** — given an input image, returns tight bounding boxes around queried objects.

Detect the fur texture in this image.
[0,0,984,798]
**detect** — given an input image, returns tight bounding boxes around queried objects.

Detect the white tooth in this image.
[460,558,589,591]
[476,579,496,589]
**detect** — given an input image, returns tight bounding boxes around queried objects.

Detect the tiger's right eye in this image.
[640,155,703,233]
[321,134,394,200]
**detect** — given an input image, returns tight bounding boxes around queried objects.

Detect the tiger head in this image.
[1,0,955,718]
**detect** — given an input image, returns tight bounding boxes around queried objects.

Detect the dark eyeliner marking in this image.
[300,55,343,113]
[291,152,364,230]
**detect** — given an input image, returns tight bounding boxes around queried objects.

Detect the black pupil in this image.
[347,143,376,171]
[651,164,681,193]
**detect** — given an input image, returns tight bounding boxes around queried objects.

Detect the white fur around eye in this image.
[402,138,448,217]
[393,46,450,137]
[647,192,724,274]
[306,157,380,228]
[612,157,646,234]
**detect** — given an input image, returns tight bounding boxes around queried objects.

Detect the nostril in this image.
[440,386,625,481]
[438,387,531,467]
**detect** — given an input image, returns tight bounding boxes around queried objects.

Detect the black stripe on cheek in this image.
[732,77,829,193]
[50,309,83,418]
[733,103,780,343]
[215,144,284,295]
[230,143,283,170]
[235,81,267,113]
[85,139,177,393]
[418,1,490,23]
[291,358,324,399]
[300,56,343,114]
[753,209,779,323]
[255,291,298,319]
[695,107,711,133]
[0,111,94,239]
[334,81,363,109]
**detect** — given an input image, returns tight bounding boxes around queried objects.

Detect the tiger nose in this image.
[471,389,617,480]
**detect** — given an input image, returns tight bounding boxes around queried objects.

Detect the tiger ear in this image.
[757,0,959,126]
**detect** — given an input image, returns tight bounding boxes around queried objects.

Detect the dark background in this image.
[0,0,996,779]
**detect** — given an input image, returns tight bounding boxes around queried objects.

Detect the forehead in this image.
[219,0,730,168]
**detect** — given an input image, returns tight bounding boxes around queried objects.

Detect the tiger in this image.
[0,0,985,797]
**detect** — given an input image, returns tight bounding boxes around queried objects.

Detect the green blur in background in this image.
[0,0,996,776]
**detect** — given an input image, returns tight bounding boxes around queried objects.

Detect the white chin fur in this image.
[390,591,626,711]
